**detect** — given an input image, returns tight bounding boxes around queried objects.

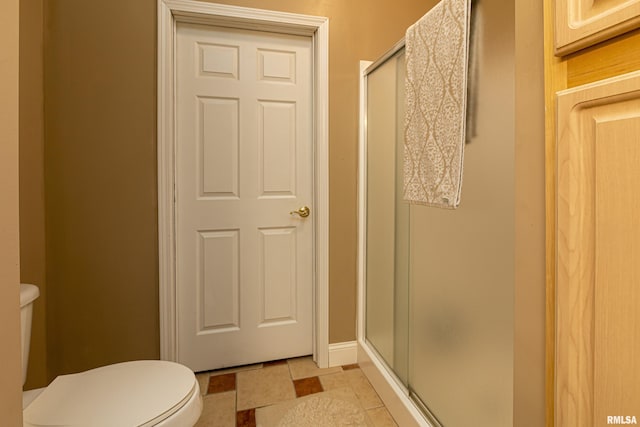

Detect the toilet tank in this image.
[19,284,40,386]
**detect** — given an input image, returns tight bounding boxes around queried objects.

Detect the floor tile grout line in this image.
[198,358,391,426]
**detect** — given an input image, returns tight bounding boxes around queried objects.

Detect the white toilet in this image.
[19,284,202,427]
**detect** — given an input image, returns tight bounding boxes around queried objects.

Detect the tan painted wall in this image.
[0,0,26,422]
[42,0,433,379]
[20,0,48,390]
[514,0,546,426]
[44,0,160,377]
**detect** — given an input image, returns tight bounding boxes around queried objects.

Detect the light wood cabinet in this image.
[555,0,640,55]
[556,71,640,426]
[546,1,640,425]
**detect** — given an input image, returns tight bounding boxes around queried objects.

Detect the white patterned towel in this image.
[403,0,473,208]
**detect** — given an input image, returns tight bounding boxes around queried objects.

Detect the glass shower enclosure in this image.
[360,2,515,424]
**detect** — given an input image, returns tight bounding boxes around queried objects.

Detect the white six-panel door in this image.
[175,23,313,372]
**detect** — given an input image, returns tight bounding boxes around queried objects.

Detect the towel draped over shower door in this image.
[403,0,474,209]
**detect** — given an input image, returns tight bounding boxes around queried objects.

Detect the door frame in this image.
[157,0,330,368]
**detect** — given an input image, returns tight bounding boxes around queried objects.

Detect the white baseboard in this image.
[328,341,358,367]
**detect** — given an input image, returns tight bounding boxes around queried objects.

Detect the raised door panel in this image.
[556,70,640,426]
[555,0,640,55]
[259,101,296,197]
[259,227,297,325]
[199,97,239,198]
[199,43,239,78]
[198,230,240,332]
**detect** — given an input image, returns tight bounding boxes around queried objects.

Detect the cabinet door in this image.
[555,0,640,55]
[556,70,640,426]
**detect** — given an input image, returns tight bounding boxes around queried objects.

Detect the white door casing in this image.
[176,23,312,371]
[158,0,329,369]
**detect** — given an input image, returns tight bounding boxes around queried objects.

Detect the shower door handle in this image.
[290,206,310,218]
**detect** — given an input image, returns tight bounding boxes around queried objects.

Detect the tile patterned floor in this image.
[194,356,398,427]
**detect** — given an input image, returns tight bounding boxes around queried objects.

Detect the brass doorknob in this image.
[290,206,310,218]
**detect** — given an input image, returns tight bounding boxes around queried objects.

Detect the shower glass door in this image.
[364,1,516,422]
[364,50,409,386]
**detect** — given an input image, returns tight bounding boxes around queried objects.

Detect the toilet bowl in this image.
[20,284,202,426]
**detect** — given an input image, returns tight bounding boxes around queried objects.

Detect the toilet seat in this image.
[23,360,202,427]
